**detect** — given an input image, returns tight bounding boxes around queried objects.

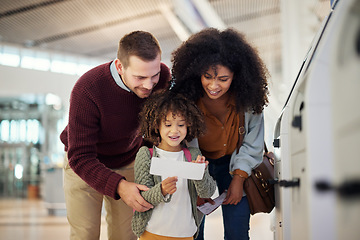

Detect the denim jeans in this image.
[195,155,250,240]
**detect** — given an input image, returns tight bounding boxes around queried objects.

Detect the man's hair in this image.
[117,31,161,68]
[139,90,206,145]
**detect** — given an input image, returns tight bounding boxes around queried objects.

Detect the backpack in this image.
[148,147,192,162]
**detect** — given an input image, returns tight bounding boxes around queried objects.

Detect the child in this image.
[132,90,216,240]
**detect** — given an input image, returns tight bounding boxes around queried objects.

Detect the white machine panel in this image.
[274,0,360,239]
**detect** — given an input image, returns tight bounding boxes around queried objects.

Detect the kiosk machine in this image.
[273,0,360,239]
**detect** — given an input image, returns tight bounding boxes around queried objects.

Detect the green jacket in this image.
[131,146,216,238]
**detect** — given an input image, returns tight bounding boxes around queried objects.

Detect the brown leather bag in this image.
[237,113,275,215]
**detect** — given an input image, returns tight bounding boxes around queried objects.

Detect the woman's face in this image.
[201,65,233,100]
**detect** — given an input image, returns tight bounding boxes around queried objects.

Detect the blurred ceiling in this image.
[0,0,286,63]
[0,0,330,63]
[0,0,330,109]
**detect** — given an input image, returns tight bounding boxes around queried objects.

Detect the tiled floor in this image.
[0,197,274,240]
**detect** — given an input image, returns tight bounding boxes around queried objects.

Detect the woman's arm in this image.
[223,112,264,205]
[229,112,264,176]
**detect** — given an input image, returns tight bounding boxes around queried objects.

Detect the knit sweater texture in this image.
[131,146,216,238]
[60,61,170,199]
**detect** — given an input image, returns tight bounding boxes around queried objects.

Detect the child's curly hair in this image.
[170,27,269,114]
[139,90,206,145]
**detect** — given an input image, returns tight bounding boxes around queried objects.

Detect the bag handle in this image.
[149,147,192,162]
[236,112,267,154]
[264,142,269,153]
[236,111,246,154]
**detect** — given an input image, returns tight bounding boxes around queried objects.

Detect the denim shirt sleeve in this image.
[229,112,264,176]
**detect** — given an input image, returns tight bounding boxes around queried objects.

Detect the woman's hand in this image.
[223,175,245,205]
[161,176,178,196]
[197,197,215,206]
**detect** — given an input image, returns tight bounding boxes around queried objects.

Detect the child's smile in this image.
[169,135,180,140]
[158,112,187,152]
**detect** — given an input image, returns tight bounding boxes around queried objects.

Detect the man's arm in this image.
[117,179,153,212]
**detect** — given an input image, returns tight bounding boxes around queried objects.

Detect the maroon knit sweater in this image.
[60,61,170,199]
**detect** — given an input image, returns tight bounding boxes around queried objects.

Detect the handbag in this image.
[244,145,275,214]
[237,112,275,215]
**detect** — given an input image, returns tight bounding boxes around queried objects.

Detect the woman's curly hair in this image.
[170,28,269,114]
[139,90,206,145]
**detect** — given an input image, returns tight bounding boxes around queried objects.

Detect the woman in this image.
[170,28,269,240]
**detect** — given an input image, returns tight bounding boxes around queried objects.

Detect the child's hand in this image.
[194,155,209,168]
[161,176,178,196]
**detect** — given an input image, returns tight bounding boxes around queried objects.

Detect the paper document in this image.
[197,191,227,215]
[149,157,205,180]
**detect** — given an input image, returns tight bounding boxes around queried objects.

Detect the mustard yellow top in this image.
[197,97,240,160]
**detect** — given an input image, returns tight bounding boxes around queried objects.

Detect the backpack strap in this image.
[148,147,192,162]
[182,148,192,162]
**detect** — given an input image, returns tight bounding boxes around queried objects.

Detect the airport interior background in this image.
[0,0,334,239]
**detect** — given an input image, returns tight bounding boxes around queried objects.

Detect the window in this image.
[1,43,105,76]
[1,46,20,67]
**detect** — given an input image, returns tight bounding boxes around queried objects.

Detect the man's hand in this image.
[117,179,153,212]
[223,175,245,205]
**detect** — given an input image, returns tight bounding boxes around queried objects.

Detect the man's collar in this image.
[110,59,131,92]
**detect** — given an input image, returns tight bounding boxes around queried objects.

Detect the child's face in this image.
[158,112,187,152]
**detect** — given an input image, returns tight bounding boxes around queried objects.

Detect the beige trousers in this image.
[63,157,137,240]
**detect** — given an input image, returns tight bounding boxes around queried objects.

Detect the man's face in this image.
[115,54,161,98]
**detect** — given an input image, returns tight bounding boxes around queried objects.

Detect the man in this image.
[60,31,170,240]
